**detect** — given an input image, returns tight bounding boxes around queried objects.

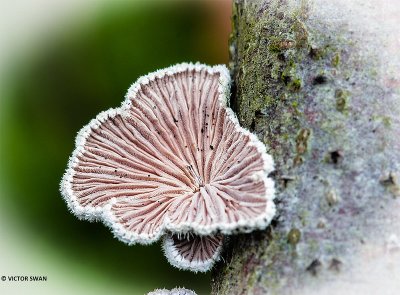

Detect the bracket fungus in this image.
[163,234,224,272]
[148,288,197,295]
[60,63,275,271]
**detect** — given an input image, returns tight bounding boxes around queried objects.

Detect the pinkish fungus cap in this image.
[60,62,275,247]
[147,288,196,295]
[163,234,223,272]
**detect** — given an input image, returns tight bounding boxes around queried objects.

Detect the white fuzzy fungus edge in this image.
[147,287,197,295]
[60,62,276,246]
[161,234,224,273]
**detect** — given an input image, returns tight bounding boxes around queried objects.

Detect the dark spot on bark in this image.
[329,258,342,272]
[330,150,343,164]
[255,110,263,118]
[313,75,327,85]
[282,74,291,85]
[281,175,295,188]
[293,155,304,166]
[277,53,286,61]
[380,172,397,186]
[309,47,325,60]
[306,259,322,276]
[250,119,256,132]
[277,11,284,19]
[380,172,400,197]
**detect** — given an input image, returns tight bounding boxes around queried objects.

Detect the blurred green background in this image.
[0,1,230,294]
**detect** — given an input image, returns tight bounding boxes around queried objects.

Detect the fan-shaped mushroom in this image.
[148,287,196,295]
[163,234,224,273]
[60,63,275,270]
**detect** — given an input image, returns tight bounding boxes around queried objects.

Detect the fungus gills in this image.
[60,63,275,271]
[148,288,197,295]
[163,234,224,273]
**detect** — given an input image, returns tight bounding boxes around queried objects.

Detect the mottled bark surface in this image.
[212,0,400,294]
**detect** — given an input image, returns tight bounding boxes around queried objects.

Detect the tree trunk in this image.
[211,0,400,294]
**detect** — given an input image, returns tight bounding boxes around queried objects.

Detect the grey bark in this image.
[211,0,400,294]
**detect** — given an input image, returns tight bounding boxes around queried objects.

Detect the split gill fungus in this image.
[60,63,276,272]
[163,234,224,273]
[147,287,197,295]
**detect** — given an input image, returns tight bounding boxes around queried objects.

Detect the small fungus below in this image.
[148,288,197,295]
[163,234,223,273]
[60,63,275,270]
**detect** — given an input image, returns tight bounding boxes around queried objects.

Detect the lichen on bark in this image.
[212,0,400,294]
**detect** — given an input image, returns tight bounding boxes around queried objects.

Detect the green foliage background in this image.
[0,1,229,294]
